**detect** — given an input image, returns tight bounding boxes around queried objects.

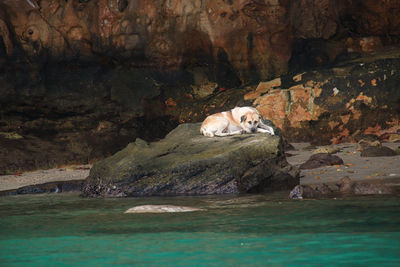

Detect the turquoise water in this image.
[1,193,400,266]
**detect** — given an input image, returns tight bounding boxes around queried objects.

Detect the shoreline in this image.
[1,142,399,196]
[286,142,400,187]
[0,165,91,192]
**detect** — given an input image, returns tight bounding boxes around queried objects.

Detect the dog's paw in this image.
[202,131,214,137]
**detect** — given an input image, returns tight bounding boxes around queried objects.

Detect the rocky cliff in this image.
[0,0,399,173]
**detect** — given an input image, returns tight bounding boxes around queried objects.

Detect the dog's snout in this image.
[251,128,256,133]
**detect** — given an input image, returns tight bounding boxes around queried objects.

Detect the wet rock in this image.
[82,123,299,197]
[124,205,205,213]
[289,185,317,199]
[338,177,393,195]
[314,183,334,194]
[289,183,333,199]
[360,146,397,157]
[299,153,344,169]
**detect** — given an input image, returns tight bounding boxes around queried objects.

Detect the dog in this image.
[200,106,275,137]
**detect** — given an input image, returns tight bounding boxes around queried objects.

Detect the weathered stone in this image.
[289,184,334,199]
[360,146,397,157]
[244,78,281,100]
[289,185,317,199]
[300,153,344,169]
[338,177,393,195]
[290,0,340,40]
[314,183,334,194]
[357,139,381,150]
[289,183,333,199]
[82,123,299,197]
[247,55,400,144]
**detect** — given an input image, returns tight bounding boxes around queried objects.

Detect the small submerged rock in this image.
[289,185,315,199]
[289,176,394,199]
[289,184,333,199]
[299,153,344,169]
[124,205,205,213]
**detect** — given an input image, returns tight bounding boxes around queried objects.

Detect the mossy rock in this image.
[82,123,299,197]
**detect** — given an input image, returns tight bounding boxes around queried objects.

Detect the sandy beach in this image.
[0,165,91,192]
[286,142,400,187]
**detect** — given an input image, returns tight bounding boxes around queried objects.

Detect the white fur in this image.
[200,107,275,137]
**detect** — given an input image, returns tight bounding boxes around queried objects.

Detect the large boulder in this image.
[82,123,299,197]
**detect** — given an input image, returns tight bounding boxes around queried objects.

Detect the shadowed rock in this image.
[338,177,393,195]
[314,183,334,194]
[289,185,316,199]
[289,183,333,199]
[299,153,344,169]
[357,139,381,150]
[360,146,397,157]
[82,123,299,197]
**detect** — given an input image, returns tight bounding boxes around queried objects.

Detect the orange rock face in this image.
[253,82,325,130]
[247,58,400,143]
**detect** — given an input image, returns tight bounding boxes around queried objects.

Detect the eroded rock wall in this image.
[2,0,400,76]
[0,0,399,173]
[245,55,400,144]
[0,0,293,82]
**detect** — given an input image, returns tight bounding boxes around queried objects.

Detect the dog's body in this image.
[200,106,275,137]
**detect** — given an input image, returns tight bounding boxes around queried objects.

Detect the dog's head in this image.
[240,112,262,133]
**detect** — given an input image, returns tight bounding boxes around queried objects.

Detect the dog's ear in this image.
[240,115,247,123]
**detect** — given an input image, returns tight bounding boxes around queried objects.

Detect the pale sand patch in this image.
[286,142,400,186]
[0,165,91,191]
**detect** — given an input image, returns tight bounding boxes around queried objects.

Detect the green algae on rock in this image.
[82,123,299,197]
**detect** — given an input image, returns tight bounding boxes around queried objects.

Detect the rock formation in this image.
[289,184,334,199]
[338,177,394,195]
[244,56,400,144]
[82,123,299,197]
[0,0,399,173]
[299,153,344,169]
[360,146,398,157]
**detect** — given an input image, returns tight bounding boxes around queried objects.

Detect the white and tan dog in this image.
[200,106,275,137]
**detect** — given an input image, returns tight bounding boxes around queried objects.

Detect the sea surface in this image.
[1,192,400,266]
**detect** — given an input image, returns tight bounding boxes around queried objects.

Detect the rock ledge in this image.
[82,123,299,197]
